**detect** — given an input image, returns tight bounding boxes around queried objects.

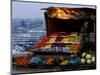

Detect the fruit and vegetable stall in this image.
[12,7,96,73]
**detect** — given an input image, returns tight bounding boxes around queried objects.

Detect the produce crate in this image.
[15,55,32,67]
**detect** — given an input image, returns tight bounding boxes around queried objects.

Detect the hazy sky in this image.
[12,1,96,19]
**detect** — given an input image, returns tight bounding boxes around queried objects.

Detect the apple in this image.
[81,58,85,64]
[81,52,86,57]
[86,54,91,59]
[91,56,95,63]
[87,59,92,64]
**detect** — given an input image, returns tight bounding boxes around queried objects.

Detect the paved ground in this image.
[12,67,62,74]
[11,64,96,74]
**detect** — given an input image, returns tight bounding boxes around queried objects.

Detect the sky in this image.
[12,1,96,19]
